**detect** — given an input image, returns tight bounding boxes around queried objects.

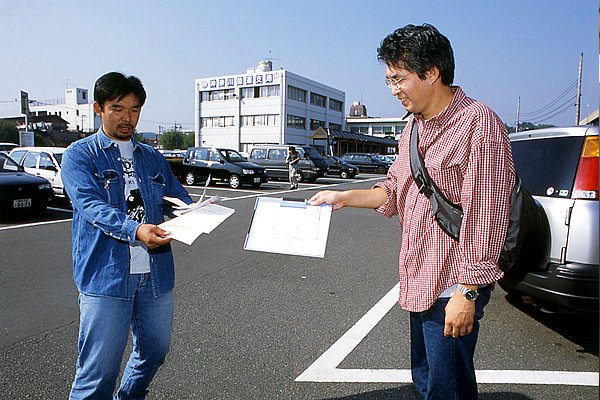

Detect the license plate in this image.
[13,198,32,208]
[254,177,260,183]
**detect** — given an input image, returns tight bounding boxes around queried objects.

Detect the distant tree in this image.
[183,132,195,149]
[0,120,19,143]
[160,130,184,150]
[505,121,556,133]
[160,130,195,150]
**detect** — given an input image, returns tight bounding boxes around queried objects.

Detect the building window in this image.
[310,93,327,108]
[287,86,307,103]
[329,98,343,112]
[372,126,394,135]
[241,114,280,127]
[201,116,235,128]
[350,126,369,134]
[310,119,325,130]
[287,114,306,129]
[200,89,235,102]
[260,85,280,97]
[329,123,342,131]
[241,85,280,99]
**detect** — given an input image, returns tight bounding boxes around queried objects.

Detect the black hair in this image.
[93,72,147,109]
[377,24,455,85]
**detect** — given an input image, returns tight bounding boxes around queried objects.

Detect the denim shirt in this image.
[62,128,193,299]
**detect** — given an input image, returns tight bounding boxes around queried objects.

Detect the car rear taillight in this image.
[573,136,599,199]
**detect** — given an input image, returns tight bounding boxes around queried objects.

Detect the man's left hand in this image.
[444,290,476,338]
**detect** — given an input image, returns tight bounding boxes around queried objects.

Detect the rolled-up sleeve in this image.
[458,123,515,284]
[373,172,399,218]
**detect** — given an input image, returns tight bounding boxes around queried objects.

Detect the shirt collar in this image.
[96,126,140,151]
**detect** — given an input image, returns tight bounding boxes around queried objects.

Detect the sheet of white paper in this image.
[159,203,235,245]
[244,197,332,258]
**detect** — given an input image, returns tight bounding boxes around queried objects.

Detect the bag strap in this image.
[408,120,464,240]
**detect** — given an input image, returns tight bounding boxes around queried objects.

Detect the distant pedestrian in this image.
[286,146,300,189]
[62,71,193,399]
[310,24,514,399]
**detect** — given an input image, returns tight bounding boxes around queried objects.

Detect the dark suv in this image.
[340,153,391,174]
[500,125,598,312]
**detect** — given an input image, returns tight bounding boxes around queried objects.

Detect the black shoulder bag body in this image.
[408,121,526,272]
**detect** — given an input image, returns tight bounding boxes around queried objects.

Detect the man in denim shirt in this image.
[62,72,193,399]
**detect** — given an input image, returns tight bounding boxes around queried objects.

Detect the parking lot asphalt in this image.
[0,174,598,399]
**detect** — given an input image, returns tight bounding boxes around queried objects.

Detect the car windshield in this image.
[0,153,22,172]
[373,155,388,162]
[220,149,245,162]
[302,147,322,159]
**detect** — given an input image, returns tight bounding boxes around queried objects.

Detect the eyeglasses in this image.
[384,73,410,89]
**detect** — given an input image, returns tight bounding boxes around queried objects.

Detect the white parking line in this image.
[295,283,599,387]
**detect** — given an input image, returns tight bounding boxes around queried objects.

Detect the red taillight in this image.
[573,136,599,199]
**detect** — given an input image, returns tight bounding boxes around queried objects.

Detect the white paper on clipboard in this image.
[243,197,332,258]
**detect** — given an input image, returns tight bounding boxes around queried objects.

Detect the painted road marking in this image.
[296,283,599,386]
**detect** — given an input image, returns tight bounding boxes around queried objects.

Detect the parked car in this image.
[9,147,68,202]
[325,155,359,179]
[0,142,18,155]
[168,147,268,189]
[340,153,391,174]
[248,145,328,183]
[0,153,53,218]
[499,125,598,312]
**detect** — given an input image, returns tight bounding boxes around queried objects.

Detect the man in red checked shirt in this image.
[310,24,515,400]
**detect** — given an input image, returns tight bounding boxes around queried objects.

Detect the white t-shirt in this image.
[116,140,151,274]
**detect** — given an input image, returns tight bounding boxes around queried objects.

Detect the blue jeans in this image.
[409,286,491,400]
[69,273,173,400]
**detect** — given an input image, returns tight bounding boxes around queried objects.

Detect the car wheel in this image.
[228,174,241,189]
[376,166,387,174]
[340,170,349,179]
[185,172,196,185]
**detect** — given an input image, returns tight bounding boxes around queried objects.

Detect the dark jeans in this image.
[409,286,491,400]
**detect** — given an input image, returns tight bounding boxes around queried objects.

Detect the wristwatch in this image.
[457,284,479,301]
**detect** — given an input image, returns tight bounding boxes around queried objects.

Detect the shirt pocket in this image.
[426,162,463,205]
[95,169,120,205]
[149,172,166,204]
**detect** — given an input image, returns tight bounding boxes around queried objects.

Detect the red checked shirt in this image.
[375,87,515,312]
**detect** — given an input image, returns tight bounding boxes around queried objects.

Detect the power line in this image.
[520,80,577,118]
[527,95,577,124]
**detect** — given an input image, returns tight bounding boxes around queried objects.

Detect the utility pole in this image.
[575,52,583,125]
[514,96,520,133]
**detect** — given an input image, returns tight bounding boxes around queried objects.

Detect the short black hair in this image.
[377,24,455,86]
[94,72,147,109]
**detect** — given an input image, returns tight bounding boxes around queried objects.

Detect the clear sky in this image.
[1,0,597,132]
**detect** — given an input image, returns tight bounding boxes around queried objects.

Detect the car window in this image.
[250,148,267,159]
[23,152,39,168]
[220,149,245,162]
[39,153,55,170]
[54,153,63,166]
[511,136,584,197]
[10,150,27,164]
[208,150,220,162]
[268,149,286,160]
[1,154,21,171]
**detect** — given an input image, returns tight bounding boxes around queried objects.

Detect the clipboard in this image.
[243,197,332,258]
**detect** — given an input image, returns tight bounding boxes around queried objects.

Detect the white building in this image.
[346,101,408,139]
[29,88,101,133]
[195,61,345,154]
